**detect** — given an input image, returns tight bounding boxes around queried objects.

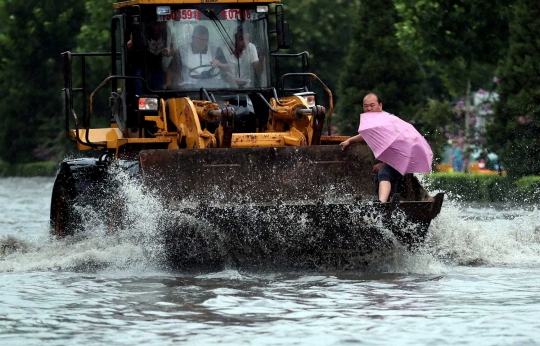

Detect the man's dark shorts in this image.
[377,164,403,201]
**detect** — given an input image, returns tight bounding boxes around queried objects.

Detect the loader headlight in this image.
[304,95,316,108]
[256,6,269,13]
[295,92,317,108]
[157,6,171,15]
[139,97,159,111]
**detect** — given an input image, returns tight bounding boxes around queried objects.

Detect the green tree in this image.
[336,0,426,135]
[486,0,540,179]
[76,0,114,53]
[0,0,85,163]
[394,0,511,122]
[72,0,115,129]
[282,0,360,92]
[395,0,510,67]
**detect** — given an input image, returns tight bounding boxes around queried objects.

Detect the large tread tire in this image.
[50,172,79,237]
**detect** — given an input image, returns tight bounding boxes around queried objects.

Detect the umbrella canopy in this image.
[358,111,433,175]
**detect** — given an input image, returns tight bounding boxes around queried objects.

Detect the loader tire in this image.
[50,174,79,237]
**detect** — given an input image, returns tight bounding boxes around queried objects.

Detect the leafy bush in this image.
[424,173,512,202]
[514,176,540,202]
[0,161,57,177]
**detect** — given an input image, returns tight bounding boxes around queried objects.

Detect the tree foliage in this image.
[335,0,426,135]
[0,0,85,163]
[73,0,115,128]
[282,0,360,92]
[486,0,540,179]
[76,0,114,53]
[394,0,511,98]
[395,0,510,66]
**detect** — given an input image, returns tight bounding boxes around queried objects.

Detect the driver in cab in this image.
[166,25,226,86]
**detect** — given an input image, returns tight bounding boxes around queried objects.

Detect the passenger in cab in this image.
[127,21,172,92]
[215,27,265,88]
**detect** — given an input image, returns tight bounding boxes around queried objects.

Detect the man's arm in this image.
[212,47,230,70]
[339,133,365,150]
[341,134,385,170]
[214,47,235,84]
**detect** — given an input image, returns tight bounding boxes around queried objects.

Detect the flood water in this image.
[1,177,539,345]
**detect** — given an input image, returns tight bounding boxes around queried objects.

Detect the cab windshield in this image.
[140,8,270,91]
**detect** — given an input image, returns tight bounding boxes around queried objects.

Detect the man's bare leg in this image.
[378,181,391,202]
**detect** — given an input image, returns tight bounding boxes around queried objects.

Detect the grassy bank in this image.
[425,172,540,203]
[0,160,57,177]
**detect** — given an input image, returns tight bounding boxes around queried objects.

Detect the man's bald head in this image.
[363,93,382,112]
[191,25,209,53]
[193,25,209,38]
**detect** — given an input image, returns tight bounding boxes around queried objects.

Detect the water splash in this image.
[426,199,540,267]
[0,232,145,272]
[2,174,540,274]
[0,171,161,273]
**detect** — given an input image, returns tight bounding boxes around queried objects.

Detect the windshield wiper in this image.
[204,9,235,54]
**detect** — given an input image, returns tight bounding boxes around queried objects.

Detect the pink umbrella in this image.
[358,111,433,175]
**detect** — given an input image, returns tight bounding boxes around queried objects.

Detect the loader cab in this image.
[108,2,301,135]
[117,5,274,94]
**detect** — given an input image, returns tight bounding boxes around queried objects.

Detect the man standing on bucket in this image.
[340,93,403,203]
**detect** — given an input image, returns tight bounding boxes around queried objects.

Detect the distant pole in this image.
[465,78,471,132]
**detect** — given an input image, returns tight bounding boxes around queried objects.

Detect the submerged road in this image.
[1,177,539,345]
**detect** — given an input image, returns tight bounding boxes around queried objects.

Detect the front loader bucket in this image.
[139,144,376,206]
[137,144,443,270]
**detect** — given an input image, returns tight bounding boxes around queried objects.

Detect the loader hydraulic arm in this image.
[280,73,334,135]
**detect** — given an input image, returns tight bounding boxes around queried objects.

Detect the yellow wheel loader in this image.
[50,0,443,269]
